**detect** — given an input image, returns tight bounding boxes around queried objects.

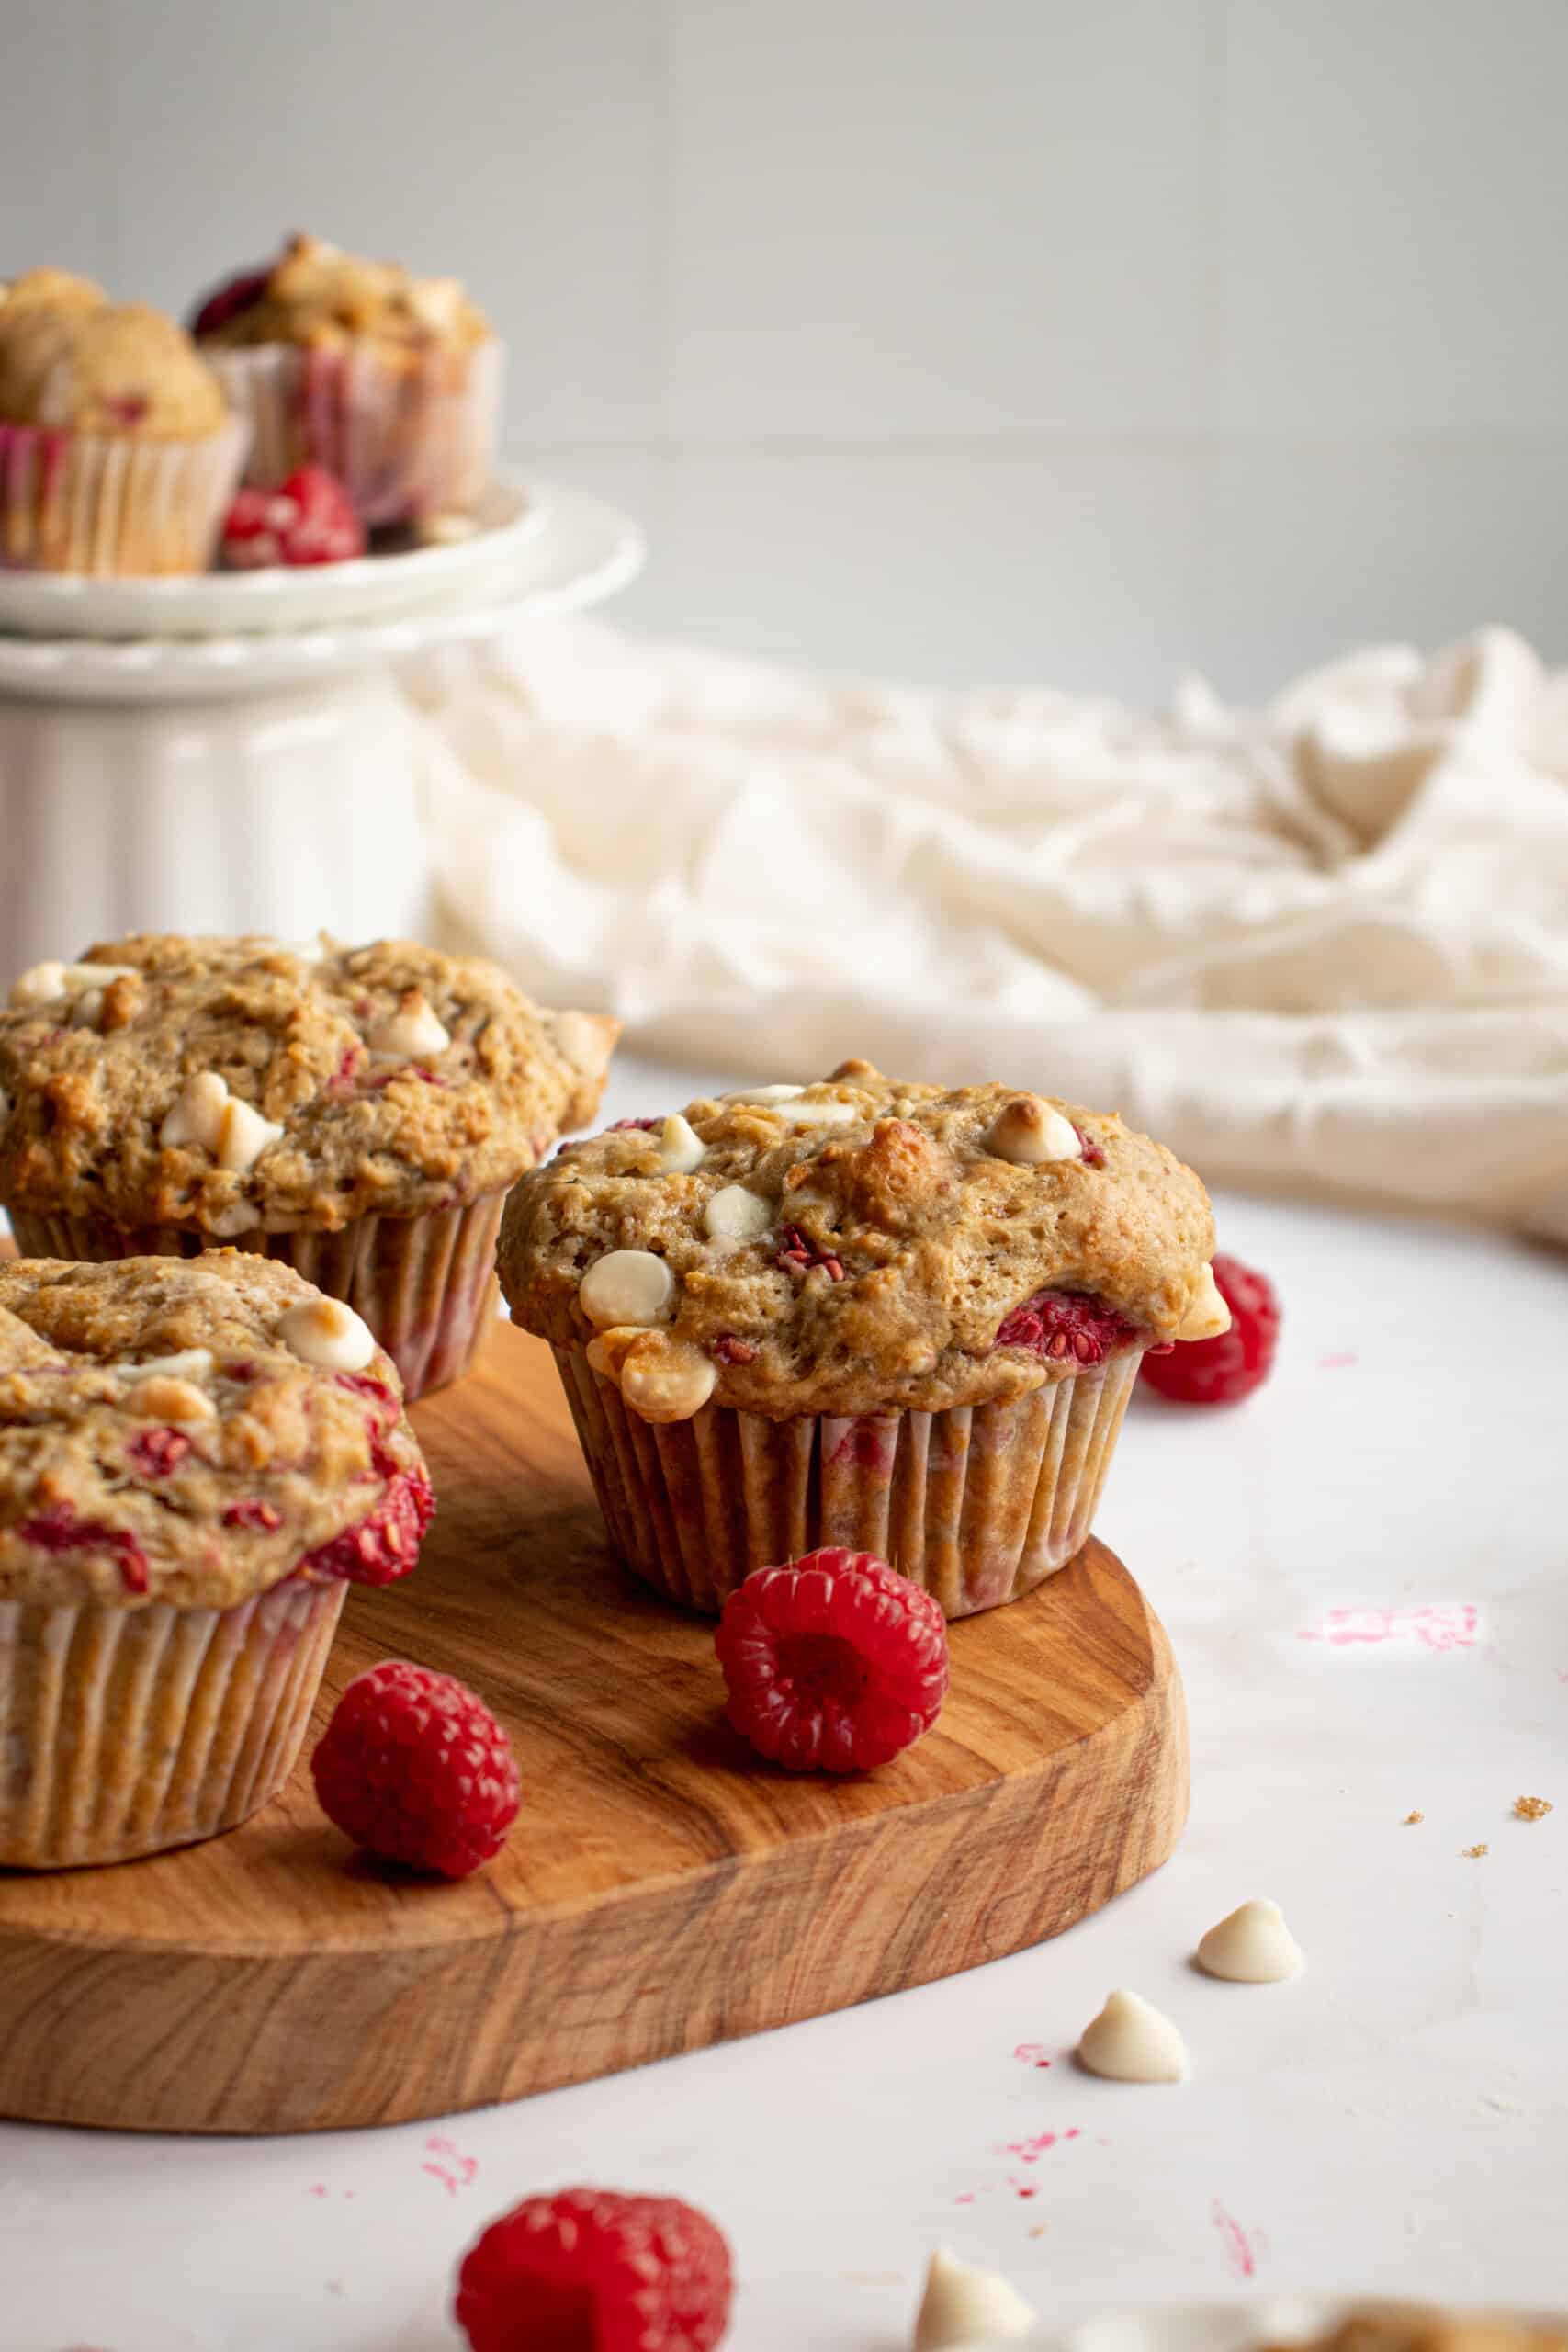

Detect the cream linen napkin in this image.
[400,621,1568,1242]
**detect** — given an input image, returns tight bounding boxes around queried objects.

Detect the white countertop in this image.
[4,1054,1564,2351]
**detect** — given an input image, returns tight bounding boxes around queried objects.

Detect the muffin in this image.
[1269,2314,1568,2352]
[0,1251,430,1868]
[0,934,616,1401]
[497,1062,1227,1617]
[191,232,502,528]
[0,271,248,574]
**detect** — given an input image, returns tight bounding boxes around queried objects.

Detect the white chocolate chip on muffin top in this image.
[0,933,618,1237]
[498,1063,1223,1421]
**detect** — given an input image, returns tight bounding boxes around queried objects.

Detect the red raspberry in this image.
[455,2187,733,2352]
[127,1426,191,1479]
[993,1287,1140,1366]
[298,1464,434,1586]
[1139,1251,1281,1406]
[311,1660,520,1878]
[715,1549,948,1773]
[220,465,366,569]
[189,266,269,338]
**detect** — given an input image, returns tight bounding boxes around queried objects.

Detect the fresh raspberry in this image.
[993,1287,1141,1366]
[220,466,366,569]
[715,1549,948,1773]
[188,266,269,338]
[1139,1251,1281,1406]
[127,1426,191,1479]
[455,2187,733,2352]
[609,1115,660,1131]
[298,1464,434,1587]
[311,1660,520,1878]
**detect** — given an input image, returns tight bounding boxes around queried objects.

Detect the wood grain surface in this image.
[0,1317,1189,2135]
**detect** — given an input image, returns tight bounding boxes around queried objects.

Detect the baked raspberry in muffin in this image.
[0,934,616,1399]
[0,1251,430,1867]
[0,271,247,574]
[497,1062,1227,1616]
[191,232,501,528]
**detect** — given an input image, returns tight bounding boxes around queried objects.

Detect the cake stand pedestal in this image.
[0,481,643,972]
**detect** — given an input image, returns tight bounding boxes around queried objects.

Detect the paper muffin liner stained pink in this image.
[554,1344,1144,1618]
[6,1194,505,1403]
[205,338,502,525]
[0,415,249,576]
[0,1575,343,1869]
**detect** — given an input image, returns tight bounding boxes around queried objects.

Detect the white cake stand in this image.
[0,479,643,971]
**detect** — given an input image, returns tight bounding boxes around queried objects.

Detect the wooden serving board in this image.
[0,1319,1188,2136]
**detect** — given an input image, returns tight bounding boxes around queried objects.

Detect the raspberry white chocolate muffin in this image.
[0,933,617,1399]
[0,274,246,574]
[498,1062,1226,1614]
[1270,2315,1568,2352]
[191,232,501,526]
[0,1250,431,1867]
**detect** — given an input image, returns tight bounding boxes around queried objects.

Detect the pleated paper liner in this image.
[556,1345,1142,1619]
[6,1194,505,1404]
[0,415,248,576]
[0,1577,343,1870]
[206,339,502,525]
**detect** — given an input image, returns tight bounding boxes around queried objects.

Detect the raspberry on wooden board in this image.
[311,1660,520,1878]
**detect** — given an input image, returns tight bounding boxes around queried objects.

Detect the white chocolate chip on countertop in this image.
[704,1184,773,1245]
[278,1296,377,1374]
[216,1096,285,1176]
[655,1114,705,1174]
[367,990,451,1060]
[1196,1898,1303,1983]
[580,1249,676,1329]
[1077,1988,1189,2083]
[913,2248,1035,2352]
[985,1095,1080,1165]
[1175,1261,1232,1341]
[159,1071,231,1153]
[129,1374,216,1424]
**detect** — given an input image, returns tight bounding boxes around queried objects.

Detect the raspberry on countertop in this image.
[498,1062,1226,1420]
[456,2187,734,2352]
[0,278,230,438]
[0,1252,428,1611]
[0,933,617,1236]
[192,232,491,356]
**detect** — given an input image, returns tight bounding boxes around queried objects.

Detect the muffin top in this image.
[0,277,230,437]
[0,1252,428,1610]
[0,934,616,1236]
[193,232,491,354]
[497,1061,1227,1421]
[1273,2314,1568,2352]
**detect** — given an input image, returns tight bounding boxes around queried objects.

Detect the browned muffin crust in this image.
[1268,2312,1568,2352]
[197,232,491,355]
[0,934,616,1236]
[0,1253,425,1610]
[498,1063,1221,1419]
[0,283,229,438]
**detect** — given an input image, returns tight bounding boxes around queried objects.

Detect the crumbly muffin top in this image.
[0,1253,426,1610]
[497,1061,1225,1421]
[193,233,491,354]
[1271,2312,1568,2352]
[0,935,616,1236]
[0,281,230,438]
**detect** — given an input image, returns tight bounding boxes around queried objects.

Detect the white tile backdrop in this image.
[6,0,1568,699]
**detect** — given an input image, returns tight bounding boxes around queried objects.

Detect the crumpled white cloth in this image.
[400,620,1568,1242]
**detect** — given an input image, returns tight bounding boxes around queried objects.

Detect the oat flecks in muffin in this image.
[193,232,491,355]
[0,933,616,1235]
[1514,1794,1553,1820]
[0,1253,425,1611]
[498,1063,1219,1420]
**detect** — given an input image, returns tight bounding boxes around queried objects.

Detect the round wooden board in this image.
[0,1319,1189,2135]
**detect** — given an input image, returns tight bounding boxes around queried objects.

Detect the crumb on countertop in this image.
[1461,1843,1489,1858]
[1404,1809,1425,1825]
[1514,1795,1553,1821]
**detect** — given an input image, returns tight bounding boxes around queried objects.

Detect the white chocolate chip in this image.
[723,1083,805,1104]
[1076,1988,1189,2083]
[159,1071,231,1153]
[554,1009,612,1077]
[619,1332,716,1423]
[129,1374,216,1424]
[580,1248,676,1329]
[985,1094,1081,1165]
[773,1097,861,1127]
[278,1296,376,1373]
[216,1096,284,1175]
[703,1184,773,1245]
[1175,1261,1232,1341]
[913,2248,1035,2352]
[655,1114,705,1175]
[69,989,106,1031]
[367,990,451,1061]
[119,1348,216,1385]
[208,1201,261,1238]
[1196,1898,1303,1984]
[8,961,66,1009]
